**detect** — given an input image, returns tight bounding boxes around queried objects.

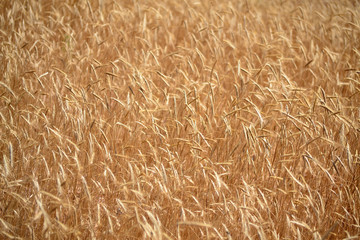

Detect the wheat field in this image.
[1,0,359,239]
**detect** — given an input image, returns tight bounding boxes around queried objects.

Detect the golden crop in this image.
[1,0,359,239]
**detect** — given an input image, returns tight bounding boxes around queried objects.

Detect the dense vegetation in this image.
[1,0,359,239]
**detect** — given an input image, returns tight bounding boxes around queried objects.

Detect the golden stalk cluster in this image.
[1,0,359,239]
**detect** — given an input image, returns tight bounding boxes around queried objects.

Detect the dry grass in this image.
[1,0,360,239]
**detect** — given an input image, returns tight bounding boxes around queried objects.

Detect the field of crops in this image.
[1,0,359,239]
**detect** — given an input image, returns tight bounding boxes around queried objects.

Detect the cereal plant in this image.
[1,0,359,239]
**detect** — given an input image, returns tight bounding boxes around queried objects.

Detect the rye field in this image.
[1,0,360,239]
